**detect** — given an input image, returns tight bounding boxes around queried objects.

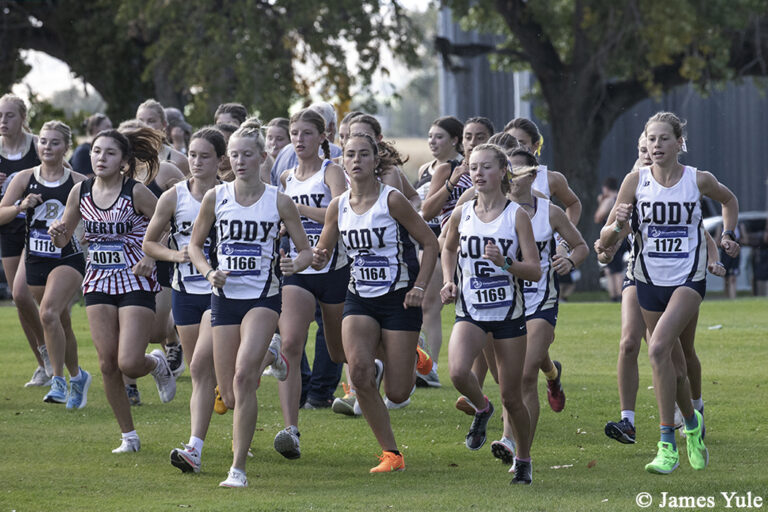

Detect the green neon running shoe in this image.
[684,409,709,470]
[645,441,679,474]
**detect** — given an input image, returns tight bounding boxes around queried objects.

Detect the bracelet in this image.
[612,222,624,233]
[412,286,425,292]
[205,269,214,280]
[445,180,454,193]
[565,257,576,270]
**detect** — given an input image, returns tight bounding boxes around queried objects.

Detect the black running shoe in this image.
[165,343,185,378]
[465,400,494,450]
[511,459,532,485]
[605,417,636,444]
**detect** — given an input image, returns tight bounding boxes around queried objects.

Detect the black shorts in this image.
[156,260,173,288]
[622,277,636,290]
[342,287,422,332]
[282,265,349,304]
[210,293,281,326]
[455,315,527,339]
[606,240,629,274]
[0,231,25,259]
[84,290,157,311]
[526,304,558,327]
[26,254,86,287]
[636,280,706,312]
[172,289,211,326]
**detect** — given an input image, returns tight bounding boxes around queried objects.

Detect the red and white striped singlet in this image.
[79,177,160,295]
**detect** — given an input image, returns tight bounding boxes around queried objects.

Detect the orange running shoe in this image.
[455,395,475,415]
[415,345,432,376]
[214,385,228,415]
[370,451,405,473]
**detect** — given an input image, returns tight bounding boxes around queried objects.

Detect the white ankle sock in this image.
[189,436,204,454]
[621,410,635,426]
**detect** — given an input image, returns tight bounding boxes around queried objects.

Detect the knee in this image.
[233,367,258,392]
[98,356,120,377]
[647,341,668,367]
[118,354,146,378]
[39,305,61,330]
[349,364,375,392]
[619,335,641,359]
[449,365,470,387]
[386,389,411,404]
[501,393,525,415]
[521,371,538,394]
[280,335,304,362]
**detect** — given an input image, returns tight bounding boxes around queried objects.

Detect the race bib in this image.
[182,243,211,282]
[469,275,513,310]
[304,222,322,248]
[522,279,537,295]
[352,255,391,286]
[89,241,127,269]
[29,229,61,258]
[220,243,261,276]
[647,225,688,259]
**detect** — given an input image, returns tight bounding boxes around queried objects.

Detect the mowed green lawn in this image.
[1,299,766,511]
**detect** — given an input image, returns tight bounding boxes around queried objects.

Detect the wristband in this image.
[412,286,425,292]
[205,269,214,280]
[565,257,576,270]
[612,222,624,233]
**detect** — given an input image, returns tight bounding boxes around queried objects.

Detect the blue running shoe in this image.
[44,376,67,404]
[66,368,92,410]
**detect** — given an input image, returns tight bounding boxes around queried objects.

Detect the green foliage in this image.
[1,299,767,510]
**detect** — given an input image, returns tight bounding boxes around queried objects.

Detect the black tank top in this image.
[0,137,40,235]
[25,169,82,262]
[147,179,163,198]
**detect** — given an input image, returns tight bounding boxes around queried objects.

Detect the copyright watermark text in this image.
[635,491,763,509]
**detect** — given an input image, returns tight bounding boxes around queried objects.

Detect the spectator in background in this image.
[69,113,112,176]
[213,103,247,127]
[595,176,627,301]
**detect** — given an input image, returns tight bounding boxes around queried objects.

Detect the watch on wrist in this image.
[501,257,513,271]
[722,229,736,241]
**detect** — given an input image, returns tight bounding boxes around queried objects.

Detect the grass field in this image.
[1,298,767,511]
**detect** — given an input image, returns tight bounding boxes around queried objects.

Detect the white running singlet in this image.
[170,180,214,295]
[522,198,558,316]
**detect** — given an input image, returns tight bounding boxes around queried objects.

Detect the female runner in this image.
[136,99,190,175]
[0,93,47,384]
[600,112,739,474]
[188,118,311,488]
[0,120,90,407]
[273,108,348,458]
[312,132,438,473]
[48,126,176,453]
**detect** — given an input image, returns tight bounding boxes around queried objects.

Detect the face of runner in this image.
[214,112,240,127]
[463,123,491,155]
[0,100,23,138]
[343,136,378,182]
[37,129,68,165]
[645,122,681,166]
[188,137,221,180]
[637,135,652,166]
[506,127,540,154]
[227,135,264,181]
[91,136,127,178]
[428,125,457,160]
[136,107,165,131]
[507,154,536,195]
[338,121,353,148]
[469,149,505,194]
[290,120,324,160]
[266,125,289,158]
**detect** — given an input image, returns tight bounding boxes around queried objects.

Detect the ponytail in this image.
[321,139,331,161]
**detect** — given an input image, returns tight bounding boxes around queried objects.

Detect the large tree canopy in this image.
[1,0,420,124]
[445,0,768,283]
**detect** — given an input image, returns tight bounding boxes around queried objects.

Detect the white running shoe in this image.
[25,366,51,387]
[384,397,411,409]
[268,334,289,381]
[374,359,384,390]
[112,436,141,453]
[39,344,53,378]
[674,403,685,437]
[353,397,363,416]
[219,468,247,488]
[150,349,177,403]
[170,443,201,473]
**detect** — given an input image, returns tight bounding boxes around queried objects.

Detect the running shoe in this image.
[546,360,565,412]
[268,334,289,381]
[165,342,185,378]
[511,459,532,485]
[455,396,475,416]
[170,443,201,473]
[384,397,411,410]
[415,366,441,388]
[150,349,177,403]
[214,385,228,414]
[491,437,516,465]
[39,344,53,378]
[697,405,706,439]
[644,441,679,474]
[43,376,67,404]
[415,343,432,376]
[274,428,301,459]
[25,366,51,387]
[370,451,405,473]
[684,409,708,470]
[66,368,92,410]
[674,403,684,432]
[219,468,247,488]
[112,436,141,453]
[374,359,384,390]
[126,384,142,406]
[605,417,636,444]
[332,382,357,416]
[465,399,494,450]
[304,397,333,409]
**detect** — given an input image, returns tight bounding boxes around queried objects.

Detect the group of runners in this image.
[0,91,740,486]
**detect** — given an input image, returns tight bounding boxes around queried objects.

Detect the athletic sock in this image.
[515,457,531,463]
[288,425,300,436]
[189,436,204,454]
[70,368,81,381]
[621,410,635,426]
[122,430,138,441]
[660,425,676,449]
[386,450,401,456]
[470,396,489,413]
[683,412,698,431]
[692,397,704,411]
[543,363,558,381]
